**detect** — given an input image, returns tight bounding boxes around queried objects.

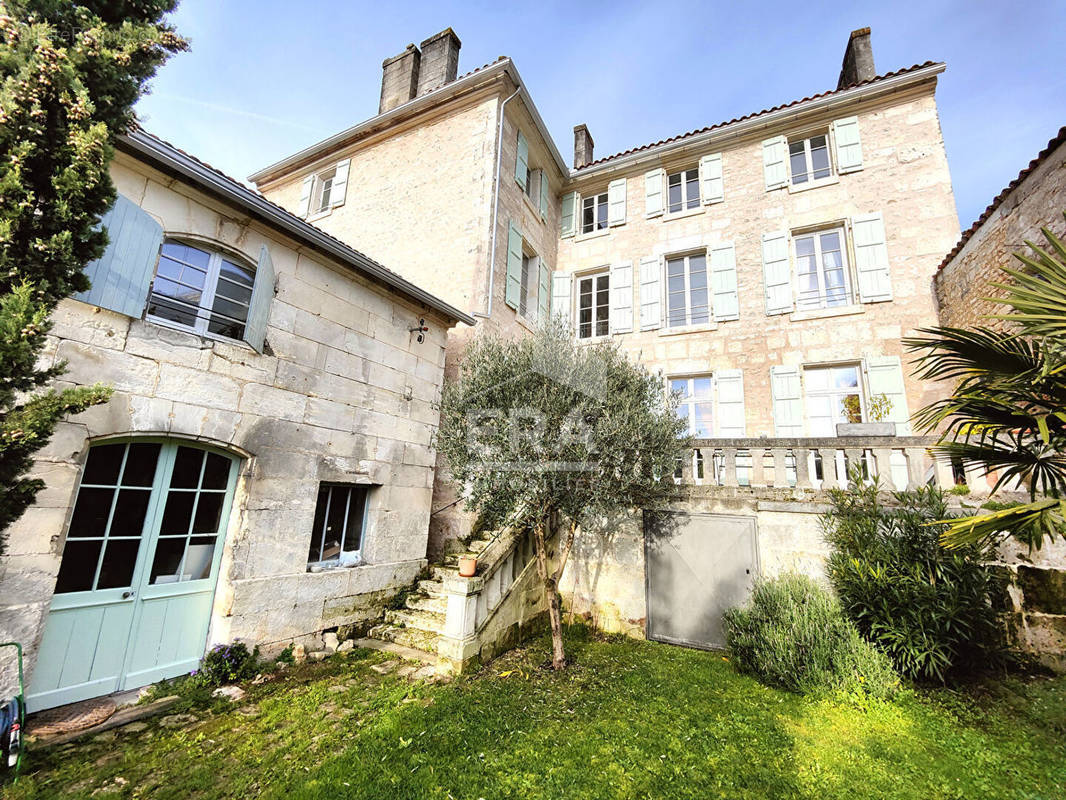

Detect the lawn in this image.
[9,628,1066,799]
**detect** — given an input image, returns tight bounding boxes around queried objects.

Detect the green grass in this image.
[10,629,1066,799]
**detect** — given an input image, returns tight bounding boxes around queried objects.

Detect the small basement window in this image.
[307,484,368,567]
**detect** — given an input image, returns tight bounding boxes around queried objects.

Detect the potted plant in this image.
[836,393,896,437]
[457,553,478,577]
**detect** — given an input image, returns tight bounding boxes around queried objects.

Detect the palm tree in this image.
[904,213,1066,550]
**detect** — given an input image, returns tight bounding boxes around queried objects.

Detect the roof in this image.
[119,127,475,326]
[938,125,1066,271]
[573,61,944,175]
[248,57,569,184]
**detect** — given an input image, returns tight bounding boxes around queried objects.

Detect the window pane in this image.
[344,490,367,553]
[834,367,859,389]
[322,488,348,560]
[690,287,709,324]
[794,236,815,257]
[693,402,713,437]
[219,260,255,287]
[202,453,231,490]
[805,368,829,392]
[67,487,115,538]
[790,144,808,183]
[96,539,140,589]
[670,378,688,397]
[810,136,831,178]
[54,540,103,593]
[171,447,203,489]
[147,292,198,328]
[162,242,210,271]
[308,486,329,563]
[597,198,608,229]
[121,443,160,487]
[668,174,682,212]
[192,493,224,534]
[215,278,253,305]
[582,200,594,232]
[110,489,151,537]
[82,443,125,486]
[159,492,194,536]
[685,173,700,208]
[691,377,713,398]
[211,296,248,325]
[150,537,187,584]
[184,536,217,580]
[689,256,707,287]
[156,256,182,281]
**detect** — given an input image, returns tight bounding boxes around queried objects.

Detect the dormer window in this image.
[297,158,350,218]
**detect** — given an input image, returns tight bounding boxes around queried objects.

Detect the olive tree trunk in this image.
[533,515,577,670]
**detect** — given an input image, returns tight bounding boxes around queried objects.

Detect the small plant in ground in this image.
[724,573,898,698]
[822,478,1001,682]
[948,484,972,496]
[275,644,295,666]
[193,642,260,687]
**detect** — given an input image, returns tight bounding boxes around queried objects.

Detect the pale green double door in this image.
[27,439,240,712]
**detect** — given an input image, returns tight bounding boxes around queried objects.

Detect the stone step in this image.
[417,579,445,597]
[405,593,447,614]
[351,637,437,666]
[384,607,446,634]
[467,537,496,554]
[432,566,460,582]
[368,623,441,653]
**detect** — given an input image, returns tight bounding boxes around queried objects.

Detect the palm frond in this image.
[938,498,1066,550]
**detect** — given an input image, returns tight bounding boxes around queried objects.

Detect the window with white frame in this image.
[666,252,710,327]
[307,483,368,567]
[576,271,610,339]
[788,133,832,185]
[803,364,864,436]
[670,375,713,436]
[519,253,539,321]
[794,227,852,310]
[581,191,608,234]
[313,166,337,213]
[147,240,255,340]
[667,167,700,213]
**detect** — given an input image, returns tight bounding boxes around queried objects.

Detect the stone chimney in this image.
[416,28,461,97]
[573,124,594,168]
[837,27,876,90]
[379,44,421,114]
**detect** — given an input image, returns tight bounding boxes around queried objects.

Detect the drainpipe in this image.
[474,87,521,319]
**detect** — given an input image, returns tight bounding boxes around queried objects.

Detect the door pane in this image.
[121,443,161,487]
[67,487,114,538]
[159,492,194,536]
[54,540,103,593]
[171,447,203,489]
[96,539,141,589]
[192,493,224,534]
[150,537,187,584]
[109,489,151,537]
[184,537,217,580]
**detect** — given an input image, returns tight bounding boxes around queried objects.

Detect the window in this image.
[581,192,608,234]
[519,253,539,320]
[794,228,852,310]
[789,133,832,185]
[313,166,336,213]
[671,376,713,437]
[666,253,710,327]
[577,271,610,339]
[147,240,255,340]
[804,364,864,437]
[667,168,700,213]
[307,484,368,566]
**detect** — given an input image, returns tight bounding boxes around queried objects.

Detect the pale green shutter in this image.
[639,255,662,331]
[297,175,314,216]
[505,222,523,310]
[762,230,793,315]
[74,193,163,318]
[832,116,863,173]
[537,259,550,322]
[539,170,549,220]
[762,136,788,190]
[865,356,910,434]
[644,168,664,217]
[699,153,724,204]
[608,178,627,226]
[610,261,633,333]
[852,213,892,303]
[560,191,577,238]
[245,245,276,353]
[551,272,572,326]
[515,130,529,190]
[771,365,803,437]
[709,243,739,321]
[716,370,745,437]
[331,159,351,206]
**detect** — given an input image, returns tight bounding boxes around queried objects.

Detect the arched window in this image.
[147,239,256,340]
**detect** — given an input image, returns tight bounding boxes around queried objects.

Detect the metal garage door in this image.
[645,512,758,650]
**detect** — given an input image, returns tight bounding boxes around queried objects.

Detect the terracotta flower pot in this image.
[458,555,477,577]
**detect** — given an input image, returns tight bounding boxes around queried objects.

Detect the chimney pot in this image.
[837,27,876,90]
[416,28,462,96]
[573,124,594,169]
[379,44,421,115]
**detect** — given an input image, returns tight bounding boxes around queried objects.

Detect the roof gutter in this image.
[569,63,946,181]
[121,129,475,326]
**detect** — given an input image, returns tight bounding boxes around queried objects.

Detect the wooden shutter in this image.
[505,222,523,310]
[608,177,627,226]
[851,212,893,303]
[537,259,551,322]
[709,242,739,321]
[644,168,664,217]
[610,261,633,333]
[331,158,351,207]
[639,255,662,331]
[297,175,314,217]
[515,130,529,191]
[864,356,910,434]
[716,370,746,437]
[770,365,804,437]
[244,245,276,353]
[551,272,572,326]
[762,135,788,190]
[762,230,793,315]
[560,191,577,238]
[699,153,724,204]
[539,170,549,221]
[74,194,163,318]
[832,116,863,173]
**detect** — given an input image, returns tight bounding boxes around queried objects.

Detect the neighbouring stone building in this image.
[2,129,472,711]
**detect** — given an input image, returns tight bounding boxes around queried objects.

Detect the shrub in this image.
[194,642,260,687]
[275,644,295,666]
[822,479,1000,682]
[723,573,897,697]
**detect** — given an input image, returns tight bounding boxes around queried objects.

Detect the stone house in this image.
[2,129,472,711]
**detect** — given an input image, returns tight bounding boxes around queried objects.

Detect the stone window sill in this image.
[661,206,704,223]
[142,317,255,352]
[658,322,718,337]
[789,304,865,322]
[575,227,611,243]
[787,175,840,194]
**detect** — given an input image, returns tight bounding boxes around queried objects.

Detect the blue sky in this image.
[135,0,1066,229]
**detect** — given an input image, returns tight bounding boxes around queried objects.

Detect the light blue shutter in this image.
[852,213,893,303]
[771,365,803,437]
[716,370,745,437]
[762,231,793,315]
[639,255,662,330]
[709,243,739,321]
[699,153,724,204]
[331,159,351,206]
[505,222,523,310]
[539,170,549,221]
[537,259,550,322]
[610,261,633,333]
[515,131,529,191]
[608,178,627,226]
[865,356,910,434]
[551,272,572,326]
[762,136,788,190]
[644,168,664,217]
[297,175,314,217]
[244,245,275,353]
[560,191,577,238]
[74,194,163,318]
[832,116,863,173]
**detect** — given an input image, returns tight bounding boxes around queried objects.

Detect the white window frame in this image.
[147,239,255,342]
[581,191,609,234]
[793,226,854,311]
[665,251,711,328]
[312,166,337,214]
[307,483,370,569]
[669,374,714,437]
[802,362,866,436]
[666,167,700,213]
[788,132,834,186]
[518,252,540,322]
[575,269,611,340]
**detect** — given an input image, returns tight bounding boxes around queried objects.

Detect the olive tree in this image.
[436,320,688,668]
